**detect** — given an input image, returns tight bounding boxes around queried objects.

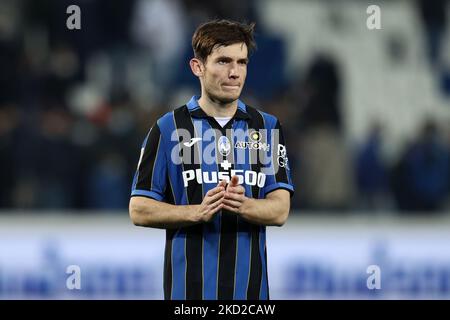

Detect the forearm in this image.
[129,196,199,229]
[239,196,289,227]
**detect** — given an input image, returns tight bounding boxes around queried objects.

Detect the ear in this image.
[190,58,204,77]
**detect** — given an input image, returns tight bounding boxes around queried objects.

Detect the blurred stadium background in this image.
[0,0,450,299]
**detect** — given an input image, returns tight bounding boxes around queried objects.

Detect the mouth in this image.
[222,84,240,90]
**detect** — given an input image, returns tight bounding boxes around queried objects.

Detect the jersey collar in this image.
[186,95,251,120]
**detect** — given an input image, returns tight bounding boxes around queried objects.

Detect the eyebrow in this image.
[215,56,249,63]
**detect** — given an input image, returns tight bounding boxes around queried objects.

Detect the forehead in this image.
[209,43,248,59]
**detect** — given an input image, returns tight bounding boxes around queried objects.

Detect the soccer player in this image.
[129,19,294,300]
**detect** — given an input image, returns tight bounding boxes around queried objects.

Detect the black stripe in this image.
[217,212,238,299]
[244,106,265,299]
[164,170,175,205]
[247,225,262,299]
[136,124,161,191]
[173,106,203,300]
[217,125,238,300]
[184,224,203,300]
[163,229,175,300]
[264,244,270,300]
[163,171,176,300]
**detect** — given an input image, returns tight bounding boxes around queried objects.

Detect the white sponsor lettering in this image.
[235,141,270,152]
[277,144,289,169]
[182,169,266,188]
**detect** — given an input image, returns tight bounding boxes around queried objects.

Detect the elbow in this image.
[265,190,291,227]
[129,207,141,227]
[273,208,289,227]
[129,200,146,227]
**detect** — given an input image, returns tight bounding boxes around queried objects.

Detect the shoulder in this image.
[245,104,279,129]
[155,105,188,134]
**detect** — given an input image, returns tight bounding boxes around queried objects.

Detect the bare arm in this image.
[129,181,227,229]
[240,189,290,226]
[222,176,291,226]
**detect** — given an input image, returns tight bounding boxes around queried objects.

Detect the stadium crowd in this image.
[0,0,449,212]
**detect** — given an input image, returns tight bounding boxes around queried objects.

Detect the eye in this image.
[218,59,228,65]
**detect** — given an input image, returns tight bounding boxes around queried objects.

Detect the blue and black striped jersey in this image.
[131,95,294,300]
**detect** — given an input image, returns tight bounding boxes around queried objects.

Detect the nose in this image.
[229,63,239,79]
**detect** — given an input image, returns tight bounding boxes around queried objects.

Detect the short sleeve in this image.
[262,120,295,198]
[131,123,168,201]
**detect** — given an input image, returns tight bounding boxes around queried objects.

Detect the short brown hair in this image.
[192,19,256,61]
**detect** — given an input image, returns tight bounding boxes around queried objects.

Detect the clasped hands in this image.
[195,175,248,223]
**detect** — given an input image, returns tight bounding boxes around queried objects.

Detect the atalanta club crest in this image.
[218,136,231,156]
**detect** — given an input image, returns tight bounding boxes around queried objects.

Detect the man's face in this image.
[199,43,248,104]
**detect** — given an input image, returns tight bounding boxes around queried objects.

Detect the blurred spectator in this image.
[182,0,259,27]
[416,0,448,67]
[0,105,19,207]
[34,107,80,208]
[245,32,288,100]
[86,152,129,209]
[392,120,450,212]
[131,0,187,98]
[297,125,355,211]
[355,124,390,211]
[295,54,343,133]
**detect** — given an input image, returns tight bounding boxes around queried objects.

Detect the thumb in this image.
[230,175,239,186]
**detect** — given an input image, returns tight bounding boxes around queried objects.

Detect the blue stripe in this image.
[260,111,277,129]
[233,120,252,300]
[159,112,191,205]
[150,133,167,198]
[172,230,186,299]
[186,95,199,111]
[131,189,164,201]
[162,112,188,299]
[237,99,247,113]
[131,130,150,192]
[287,154,294,186]
[197,118,221,299]
[158,113,187,204]
[259,226,268,300]
[131,170,139,193]
[263,182,295,197]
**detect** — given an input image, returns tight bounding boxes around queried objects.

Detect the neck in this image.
[198,93,238,118]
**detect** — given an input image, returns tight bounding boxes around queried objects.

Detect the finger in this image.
[207,186,224,196]
[209,203,224,215]
[222,204,238,213]
[223,198,241,208]
[224,192,243,201]
[203,204,223,222]
[206,191,225,204]
[217,179,227,188]
[209,198,223,209]
[227,186,245,194]
[236,186,245,194]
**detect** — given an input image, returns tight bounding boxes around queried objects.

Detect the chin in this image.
[217,92,241,104]
[220,96,239,104]
[206,88,242,104]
